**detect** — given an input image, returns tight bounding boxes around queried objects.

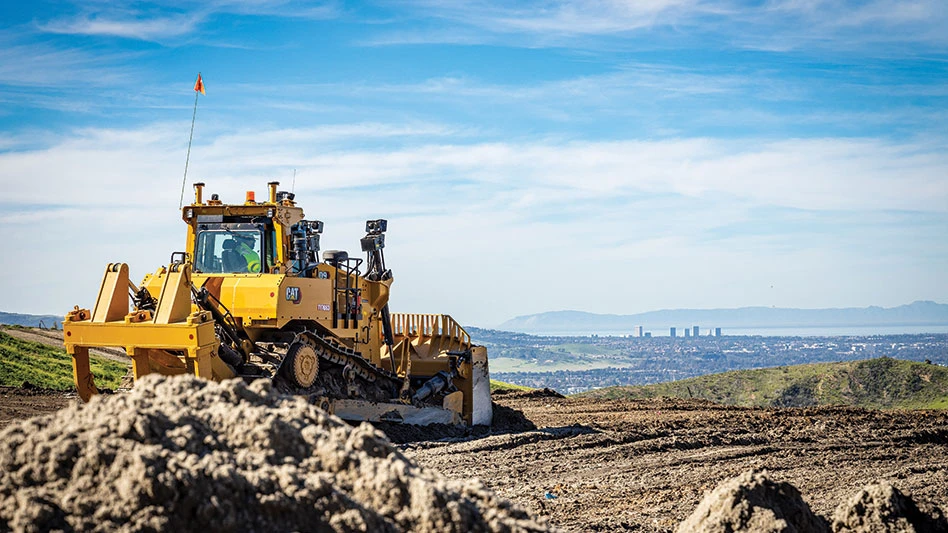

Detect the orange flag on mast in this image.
[194,73,206,95]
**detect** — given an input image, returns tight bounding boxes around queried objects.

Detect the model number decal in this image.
[285,287,301,304]
[317,303,331,311]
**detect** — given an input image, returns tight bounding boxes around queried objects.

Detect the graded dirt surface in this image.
[1,385,947,532]
[404,391,948,532]
[0,386,72,427]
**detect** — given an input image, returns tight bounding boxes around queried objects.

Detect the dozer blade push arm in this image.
[191,285,250,367]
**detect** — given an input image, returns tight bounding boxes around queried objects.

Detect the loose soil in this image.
[1,385,946,532]
[0,376,548,532]
[0,386,72,428]
[676,469,829,533]
[404,392,948,532]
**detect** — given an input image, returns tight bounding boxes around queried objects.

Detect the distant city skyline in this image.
[498,300,948,335]
[1,1,946,326]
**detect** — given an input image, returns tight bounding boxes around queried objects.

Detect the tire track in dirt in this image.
[0,387,73,428]
[406,393,948,532]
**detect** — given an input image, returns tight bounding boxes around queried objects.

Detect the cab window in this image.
[194,230,263,273]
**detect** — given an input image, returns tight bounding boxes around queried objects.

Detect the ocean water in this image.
[520,325,948,338]
[713,325,948,337]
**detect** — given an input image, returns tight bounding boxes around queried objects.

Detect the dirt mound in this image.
[495,388,564,400]
[832,481,948,533]
[0,375,551,533]
[490,402,537,434]
[676,470,829,533]
[678,472,948,533]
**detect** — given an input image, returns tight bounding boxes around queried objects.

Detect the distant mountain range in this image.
[498,301,948,334]
[0,312,63,328]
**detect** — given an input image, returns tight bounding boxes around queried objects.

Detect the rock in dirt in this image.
[0,375,552,533]
[832,481,948,533]
[676,470,829,533]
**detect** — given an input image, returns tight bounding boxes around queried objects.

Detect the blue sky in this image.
[1,1,946,326]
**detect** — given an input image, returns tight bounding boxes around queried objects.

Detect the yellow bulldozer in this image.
[63,181,491,426]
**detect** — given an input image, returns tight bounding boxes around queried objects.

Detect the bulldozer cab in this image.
[183,182,317,278]
[193,222,272,274]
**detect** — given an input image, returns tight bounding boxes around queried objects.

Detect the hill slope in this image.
[580,357,948,409]
[0,330,127,391]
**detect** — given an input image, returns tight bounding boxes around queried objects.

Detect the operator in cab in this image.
[220,235,261,273]
[235,235,261,273]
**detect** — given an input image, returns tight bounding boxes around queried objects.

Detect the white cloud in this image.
[405,0,717,36]
[0,42,136,87]
[4,122,946,218]
[2,122,946,323]
[385,0,948,50]
[40,12,204,41]
[37,1,339,42]
[213,0,340,19]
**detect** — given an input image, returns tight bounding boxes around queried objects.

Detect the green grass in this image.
[490,379,533,392]
[579,357,948,410]
[917,397,948,409]
[0,330,127,390]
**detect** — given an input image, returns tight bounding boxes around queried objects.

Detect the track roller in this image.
[281,340,319,388]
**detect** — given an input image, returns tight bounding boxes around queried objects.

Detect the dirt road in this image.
[2,386,946,532]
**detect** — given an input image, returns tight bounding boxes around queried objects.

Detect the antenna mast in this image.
[180,72,205,209]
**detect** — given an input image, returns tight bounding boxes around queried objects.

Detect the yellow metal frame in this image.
[386,313,472,373]
[63,262,229,402]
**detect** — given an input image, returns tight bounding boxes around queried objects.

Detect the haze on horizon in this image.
[1,1,946,328]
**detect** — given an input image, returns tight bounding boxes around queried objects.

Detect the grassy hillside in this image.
[0,330,127,391]
[580,357,948,409]
[490,379,533,392]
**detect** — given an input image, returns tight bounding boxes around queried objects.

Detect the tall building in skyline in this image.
[693,326,700,337]
[634,325,644,337]
[670,327,676,337]
[684,328,691,338]
[715,327,722,337]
